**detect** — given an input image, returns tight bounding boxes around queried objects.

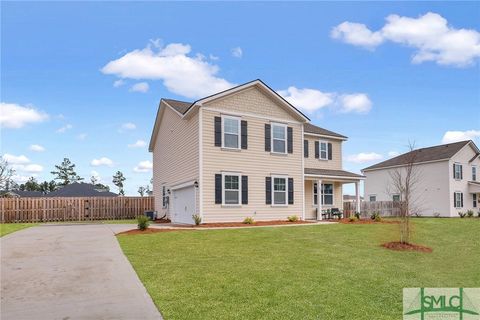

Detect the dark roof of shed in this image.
[363,140,473,171]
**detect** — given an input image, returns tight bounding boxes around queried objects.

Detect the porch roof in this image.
[304,168,365,180]
[468,181,480,193]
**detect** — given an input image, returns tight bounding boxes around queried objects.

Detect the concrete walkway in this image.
[1,224,162,320]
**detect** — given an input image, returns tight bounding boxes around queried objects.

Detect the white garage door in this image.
[172,186,195,224]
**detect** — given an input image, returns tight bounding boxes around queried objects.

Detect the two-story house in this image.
[362,140,480,217]
[149,79,364,224]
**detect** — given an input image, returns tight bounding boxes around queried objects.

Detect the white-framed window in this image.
[472,166,477,181]
[369,195,377,202]
[272,176,288,205]
[392,194,401,202]
[223,173,241,205]
[454,163,462,180]
[473,194,477,208]
[454,192,463,208]
[313,183,334,206]
[162,185,168,208]
[222,115,241,149]
[271,123,287,154]
[319,141,328,160]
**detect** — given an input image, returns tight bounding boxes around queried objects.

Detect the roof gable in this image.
[303,123,347,139]
[362,140,474,171]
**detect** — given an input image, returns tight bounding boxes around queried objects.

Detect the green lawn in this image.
[0,223,37,237]
[117,219,480,320]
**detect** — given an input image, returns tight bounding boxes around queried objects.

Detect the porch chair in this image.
[321,209,331,220]
[330,208,343,219]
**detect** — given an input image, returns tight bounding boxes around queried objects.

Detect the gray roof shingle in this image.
[47,183,118,197]
[163,99,191,114]
[303,123,347,139]
[305,168,364,178]
[363,140,472,171]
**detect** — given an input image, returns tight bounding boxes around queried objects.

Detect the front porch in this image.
[304,168,364,220]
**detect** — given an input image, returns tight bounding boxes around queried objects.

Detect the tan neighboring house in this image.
[149,79,363,224]
[362,140,480,217]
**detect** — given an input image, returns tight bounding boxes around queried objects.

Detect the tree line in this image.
[0,157,151,196]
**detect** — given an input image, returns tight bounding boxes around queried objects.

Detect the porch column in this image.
[317,179,322,221]
[355,181,361,214]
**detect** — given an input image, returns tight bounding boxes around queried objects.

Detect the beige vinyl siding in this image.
[304,180,343,219]
[201,103,304,223]
[304,135,343,170]
[152,104,199,217]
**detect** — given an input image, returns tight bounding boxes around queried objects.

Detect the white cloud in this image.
[442,130,480,144]
[388,151,400,157]
[331,12,480,67]
[278,87,372,114]
[121,122,136,130]
[347,152,383,163]
[129,82,149,93]
[277,87,334,112]
[128,140,147,148]
[23,164,43,173]
[56,124,73,133]
[29,144,45,152]
[113,79,125,87]
[77,133,87,140]
[90,170,102,183]
[11,174,31,184]
[231,47,243,58]
[339,94,372,114]
[133,160,153,173]
[2,154,30,164]
[0,102,48,129]
[101,40,235,99]
[209,54,219,61]
[91,157,114,167]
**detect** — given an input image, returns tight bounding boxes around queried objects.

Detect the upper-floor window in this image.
[271,123,287,154]
[273,176,287,205]
[369,195,377,202]
[472,166,477,181]
[392,194,400,202]
[319,141,328,160]
[453,163,463,180]
[224,174,240,205]
[222,116,240,149]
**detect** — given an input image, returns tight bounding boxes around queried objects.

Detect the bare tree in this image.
[0,159,16,191]
[137,186,146,197]
[387,142,421,244]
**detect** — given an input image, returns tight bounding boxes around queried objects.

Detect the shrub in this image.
[370,212,380,221]
[433,212,441,218]
[243,217,255,224]
[478,211,480,218]
[458,212,466,218]
[287,215,299,222]
[192,214,202,225]
[354,212,361,219]
[374,214,382,222]
[466,210,474,218]
[137,215,150,230]
[349,215,358,222]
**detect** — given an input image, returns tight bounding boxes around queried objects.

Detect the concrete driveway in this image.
[1,224,162,320]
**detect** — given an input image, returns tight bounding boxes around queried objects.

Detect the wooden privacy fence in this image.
[343,201,403,218]
[0,196,154,223]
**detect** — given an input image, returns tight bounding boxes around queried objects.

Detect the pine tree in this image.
[112,171,126,196]
[50,158,83,186]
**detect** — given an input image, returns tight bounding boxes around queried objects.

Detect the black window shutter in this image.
[460,193,463,207]
[288,178,294,205]
[315,141,319,159]
[453,164,456,178]
[265,177,272,204]
[265,124,271,152]
[328,143,333,160]
[215,174,222,204]
[241,176,248,204]
[214,117,221,147]
[241,120,248,149]
[287,127,293,154]
[304,140,309,158]
[460,165,463,179]
[453,192,456,206]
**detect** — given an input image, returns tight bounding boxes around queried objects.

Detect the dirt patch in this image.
[174,220,314,228]
[334,218,400,224]
[153,219,171,224]
[116,228,189,236]
[381,241,432,253]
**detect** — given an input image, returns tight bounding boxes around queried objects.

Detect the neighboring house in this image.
[362,140,480,217]
[149,79,364,224]
[343,195,364,202]
[0,190,44,198]
[46,183,118,197]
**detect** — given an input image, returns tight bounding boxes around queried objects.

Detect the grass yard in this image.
[0,223,37,237]
[118,219,480,320]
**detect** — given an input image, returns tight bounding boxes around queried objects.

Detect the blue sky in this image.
[1,2,479,195]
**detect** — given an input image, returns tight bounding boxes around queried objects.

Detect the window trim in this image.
[222,172,241,206]
[392,194,401,202]
[271,122,287,154]
[453,163,462,180]
[312,182,334,206]
[369,195,377,202]
[454,191,463,208]
[319,140,328,160]
[271,175,288,206]
[221,115,241,150]
[472,166,477,182]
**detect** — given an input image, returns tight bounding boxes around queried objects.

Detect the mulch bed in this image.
[381,241,432,253]
[153,219,171,224]
[176,220,313,228]
[333,218,400,224]
[116,228,189,236]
